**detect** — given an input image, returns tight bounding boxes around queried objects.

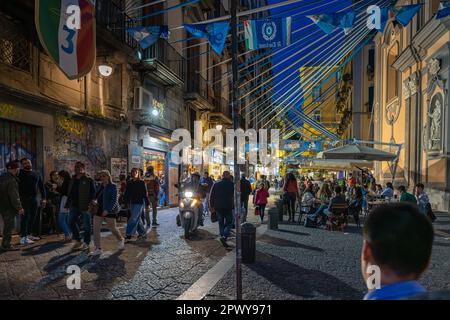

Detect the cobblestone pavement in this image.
[205,212,450,300]
[0,207,228,300]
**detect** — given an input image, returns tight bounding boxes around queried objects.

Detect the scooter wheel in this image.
[184,218,191,239]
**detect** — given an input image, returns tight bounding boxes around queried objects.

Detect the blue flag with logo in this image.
[392,4,423,27]
[307,10,356,35]
[127,26,169,49]
[437,1,450,19]
[184,22,230,55]
[244,17,292,50]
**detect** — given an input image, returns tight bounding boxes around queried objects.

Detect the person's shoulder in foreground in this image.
[361,202,434,300]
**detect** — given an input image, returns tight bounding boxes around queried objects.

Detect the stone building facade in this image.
[373,0,450,210]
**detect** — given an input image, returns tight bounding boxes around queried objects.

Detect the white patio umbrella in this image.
[317,144,398,161]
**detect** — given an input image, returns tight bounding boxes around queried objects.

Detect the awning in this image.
[301,159,374,170]
[317,144,398,161]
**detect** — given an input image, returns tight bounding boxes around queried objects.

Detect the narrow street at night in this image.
[1,0,450,312]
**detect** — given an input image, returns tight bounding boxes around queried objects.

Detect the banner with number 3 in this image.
[35,0,96,80]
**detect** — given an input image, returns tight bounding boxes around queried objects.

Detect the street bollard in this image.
[276,199,284,222]
[241,223,256,264]
[268,207,279,230]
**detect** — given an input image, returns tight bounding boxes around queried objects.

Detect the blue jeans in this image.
[217,210,233,240]
[58,212,71,237]
[69,208,91,244]
[126,203,146,237]
[309,204,329,224]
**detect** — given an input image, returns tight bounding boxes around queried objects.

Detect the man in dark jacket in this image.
[0,161,24,251]
[209,171,234,248]
[18,158,46,245]
[65,161,96,251]
[240,174,252,223]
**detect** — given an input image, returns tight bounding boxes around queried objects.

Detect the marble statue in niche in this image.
[428,93,442,151]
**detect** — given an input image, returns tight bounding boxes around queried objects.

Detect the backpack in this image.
[426,203,436,222]
[145,176,160,197]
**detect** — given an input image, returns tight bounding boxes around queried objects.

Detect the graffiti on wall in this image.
[0,119,37,171]
[54,115,111,175]
[0,103,23,119]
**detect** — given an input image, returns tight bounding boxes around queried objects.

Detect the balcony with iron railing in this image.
[96,0,185,85]
[141,38,185,85]
[95,0,138,49]
[185,73,213,110]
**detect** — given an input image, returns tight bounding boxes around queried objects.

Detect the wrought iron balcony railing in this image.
[186,73,209,100]
[96,0,138,49]
[142,38,185,82]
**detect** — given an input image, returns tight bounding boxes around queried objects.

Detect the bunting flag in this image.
[184,22,230,55]
[307,11,356,35]
[392,4,423,27]
[436,1,450,19]
[35,0,96,80]
[244,17,292,50]
[127,26,169,49]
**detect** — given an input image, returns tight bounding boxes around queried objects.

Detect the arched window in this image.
[386,41,399,102]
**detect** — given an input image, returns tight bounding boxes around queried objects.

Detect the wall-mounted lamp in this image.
[98,57,113,77]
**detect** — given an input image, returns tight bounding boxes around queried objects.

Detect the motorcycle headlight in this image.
[185,191,193,198]
[190,199,197,208]
[180,201,185,208]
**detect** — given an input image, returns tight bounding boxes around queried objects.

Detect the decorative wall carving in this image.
[426,58,445,154]
[385,98,400,126]
[403,72,419,99]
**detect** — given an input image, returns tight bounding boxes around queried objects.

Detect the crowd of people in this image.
[277,171,434,229]
[0,159,446,299]
[0,159,166,254]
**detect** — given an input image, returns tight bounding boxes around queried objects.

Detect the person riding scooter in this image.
[178,172,207,226]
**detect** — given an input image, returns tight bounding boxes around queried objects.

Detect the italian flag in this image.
[36,0,96,80]
[243,20,257,51]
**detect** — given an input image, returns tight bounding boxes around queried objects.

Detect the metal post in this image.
[230,0,242,301]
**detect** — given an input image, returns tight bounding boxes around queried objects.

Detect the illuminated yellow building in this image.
[373,0,449,210]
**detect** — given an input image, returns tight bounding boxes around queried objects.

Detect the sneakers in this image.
[71,241,83,251]
[152,222,160,227]
[28,235,41,241]
[124,236,132,243]
[117,239,125,250]
[89,248,102,256]
[137,234,147,241]
[219,237,230,248]
[20,237,34,245]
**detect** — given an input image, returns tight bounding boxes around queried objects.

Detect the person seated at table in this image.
[305,183,331,226]
[381,182,394,199]
[307,186,347,226]
[375,184,383,196]
[349,186,364,226]
[300,184,315,216]
[398,185,417,204]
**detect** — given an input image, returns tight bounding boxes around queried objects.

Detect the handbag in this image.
[88,200,99,215]
[255,206,261,216]
[426,203,437,222]
[210,208,218,223]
